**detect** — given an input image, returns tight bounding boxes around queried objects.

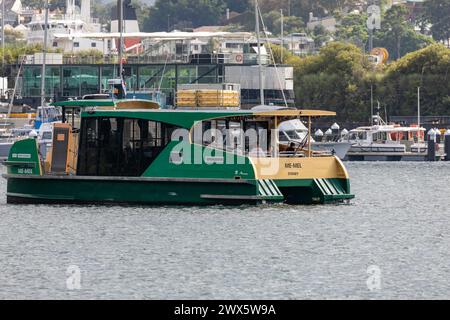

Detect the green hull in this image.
[5,175,281,205]
[4,174,353,205]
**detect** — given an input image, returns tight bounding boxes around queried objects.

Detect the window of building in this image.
[52,42,58,47]
[73,42,80,47]
[91,42,96,48]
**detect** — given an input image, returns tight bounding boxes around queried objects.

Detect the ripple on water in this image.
[0,162,449,299]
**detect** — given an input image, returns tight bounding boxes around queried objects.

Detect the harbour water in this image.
[0,162,449,299]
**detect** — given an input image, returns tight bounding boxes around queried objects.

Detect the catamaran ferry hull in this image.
[3,174,352,205]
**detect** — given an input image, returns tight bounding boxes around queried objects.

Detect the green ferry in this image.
[2,99,354,205]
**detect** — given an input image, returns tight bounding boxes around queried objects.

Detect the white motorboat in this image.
[340,116,427,161]
[278,119,351,160]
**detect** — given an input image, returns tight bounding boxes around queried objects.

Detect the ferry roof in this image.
[52,100,336,129]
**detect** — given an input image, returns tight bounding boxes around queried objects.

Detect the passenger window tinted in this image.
[77,117,179,176]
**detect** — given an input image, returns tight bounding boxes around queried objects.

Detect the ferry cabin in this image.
[3,100,354,205]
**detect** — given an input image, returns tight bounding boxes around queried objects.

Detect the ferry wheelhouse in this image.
[3,100,354,205]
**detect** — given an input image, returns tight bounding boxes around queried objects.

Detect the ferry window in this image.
[78,117,179,176]
[197,119,271,156]
[284,130,300,139]
[244,121,269,154]
[62,107,81,130]
[279,131,289,142]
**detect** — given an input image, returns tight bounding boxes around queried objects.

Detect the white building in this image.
[306,13,337,33]
[267,33,315,56]
[26,0,108,54]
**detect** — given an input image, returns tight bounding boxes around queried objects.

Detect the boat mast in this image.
[2,0,4,69]
[7,57,25,119]
[40,0,50,108]
[118,0,124,80]
[255,0,264,105]
[280,9,283,64]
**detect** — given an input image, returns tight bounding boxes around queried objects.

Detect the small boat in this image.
[340,116,427,161]
[3,99,354,205]
[0,105,62,160]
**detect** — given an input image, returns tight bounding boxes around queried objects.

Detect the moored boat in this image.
[340,116,428,161]
[3,99,354,205]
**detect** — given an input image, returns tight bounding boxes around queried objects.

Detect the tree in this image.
[223,0,250,13]
[373,5,434,60]
[142,0,227,31]
[262,11,305,35]
[312,24,330,48]
[378,5,410,60]
[92,1,114,28]
[382,44,450,116]
[422,0,450,46]
[292,42,374,121]
[290,42,449,122]
[335,12,369,49]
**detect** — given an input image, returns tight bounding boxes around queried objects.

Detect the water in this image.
[0,162,449,299]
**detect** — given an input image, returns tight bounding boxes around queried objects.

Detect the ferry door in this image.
[50,124,71,173]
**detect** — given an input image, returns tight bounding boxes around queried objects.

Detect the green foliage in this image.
[335,13,369,48]
[312,25,331,48]
[372,5,434,60]
[381,44,450,116]
[0,44,44,65]
[63,49,105,63]
[4,29,26,44]
[269,43,302,65]
[143,0,227,31]
[291,42,373,121]
[292,41,450,122]
[333,5,434,60]
[22,0,66,9]
[92,1,114,27]
[223,0,250,13]
[422,0,450,45]
[262,11,305,35]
